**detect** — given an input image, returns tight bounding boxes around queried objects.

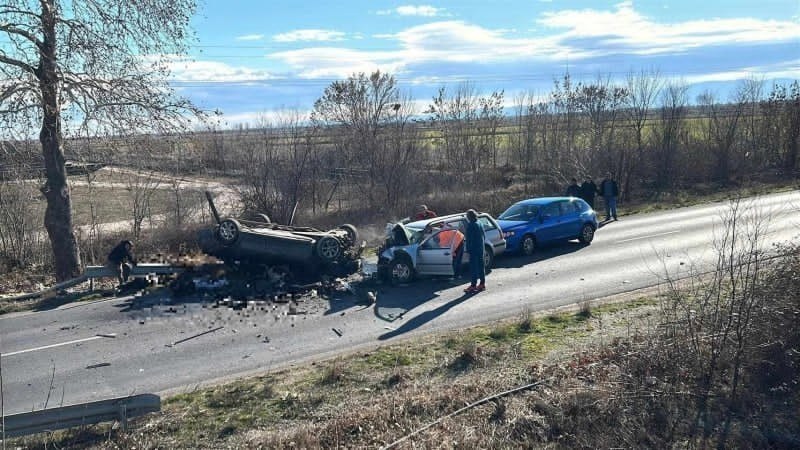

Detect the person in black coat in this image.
[599,173,620,220]
[580,176,598,208]
[565,178,581,197]
[107,240,136,285]
[464,209,486,293]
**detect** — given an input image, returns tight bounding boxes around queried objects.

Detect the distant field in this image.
[20,182,206,227]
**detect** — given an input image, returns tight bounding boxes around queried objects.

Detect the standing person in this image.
[599,172,619,221]
[580,176,598,209]
[107,239,136,286]
[413,204,437,221]
[565,178,581,197]
[464,209,486,293]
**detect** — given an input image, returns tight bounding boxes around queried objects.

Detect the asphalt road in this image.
[2,191,798,414]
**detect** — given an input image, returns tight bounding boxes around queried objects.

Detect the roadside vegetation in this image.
[12,230,799,448]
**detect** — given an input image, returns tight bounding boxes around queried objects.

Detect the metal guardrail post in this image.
[2,393,160,438]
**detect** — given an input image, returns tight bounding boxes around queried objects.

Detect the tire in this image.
[389,258,414,285]
[483,245,494,271]
[337,224,358,245]
[578,224,595,245]
[256,213,271,224]
[315,235,342,262]
[521,234,536,256]
[217,218,241,246]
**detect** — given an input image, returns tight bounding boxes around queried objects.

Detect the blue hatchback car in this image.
[497,197,599,255]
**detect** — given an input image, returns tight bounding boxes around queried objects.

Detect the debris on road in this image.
[332,328,343,337]
[85,362,111,369]
[166,326,224,347]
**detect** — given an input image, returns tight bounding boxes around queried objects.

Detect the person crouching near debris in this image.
[107,240,136,287]
[464,209,486,293]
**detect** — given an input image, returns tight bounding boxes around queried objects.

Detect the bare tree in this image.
[312,71,400,206]
[374,95,424,211]
[653,82,689,193]
[697,90,744,184]
[477,90,505,169]
[426,82,481,174]
[659,198,771,446]
[574,75,629,176]
[624,69,662,198]
[0,0,201,280]
[738,77,766,170]
[764,81,800,172]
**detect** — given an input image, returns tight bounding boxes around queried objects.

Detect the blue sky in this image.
[173,0,800,126]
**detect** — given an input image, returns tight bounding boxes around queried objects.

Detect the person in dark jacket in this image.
[580,176,598,208]
[565,178,581,197]
[464,209,486,293]
[107,240,136,285]
[599,172,619,221]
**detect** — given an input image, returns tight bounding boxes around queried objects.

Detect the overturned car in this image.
[199,193,363,279]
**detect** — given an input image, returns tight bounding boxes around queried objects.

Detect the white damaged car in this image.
[377,212,506,284]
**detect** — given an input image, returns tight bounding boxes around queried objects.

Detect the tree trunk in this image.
[38,0,81,281]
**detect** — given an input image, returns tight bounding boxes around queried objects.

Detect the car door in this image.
[559,200,583,239]
[416,230,455,276]
[536,201,563,243]
[478,215,506,255]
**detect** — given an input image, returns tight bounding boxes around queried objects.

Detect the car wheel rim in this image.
[219,222,236,241]
[393,263,410,281]
[523,237,534,254]
[484,252,491,269]
[583,226,594,242]
[319,238,340,259]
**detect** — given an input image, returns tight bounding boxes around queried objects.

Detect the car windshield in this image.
[405,225,428,244]
[499,204,538,221]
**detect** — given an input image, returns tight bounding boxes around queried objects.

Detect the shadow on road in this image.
[371,277,463,323]
[494,240,588,269]
[377,290,475,341]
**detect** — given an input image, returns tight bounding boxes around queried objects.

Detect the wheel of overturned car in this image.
[217,218,241,246]
[578,223,595,244]
[521,234,536,256]
[483,245,494,272]
[315,235,342,262]
[337,224,358,244]
[389,258,414,285]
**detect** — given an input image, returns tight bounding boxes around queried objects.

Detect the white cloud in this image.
[236,34,264,41]
[537,1,800,55]
[167,57,276,83]
[273,29,346,42]
[269,47,405,79]
[377,5,447,17]
[683,60,800,85]
[268,3,800,81]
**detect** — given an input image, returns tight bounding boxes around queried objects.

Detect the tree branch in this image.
[0,22,42,48]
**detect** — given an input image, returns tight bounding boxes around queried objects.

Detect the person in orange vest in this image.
[435,225,465,277]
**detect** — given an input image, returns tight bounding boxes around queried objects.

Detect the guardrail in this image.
[1,263,185,302]
[2,393,160,438]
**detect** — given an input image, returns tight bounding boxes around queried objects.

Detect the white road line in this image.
[1,334,116,357]
[616,230,681,244]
